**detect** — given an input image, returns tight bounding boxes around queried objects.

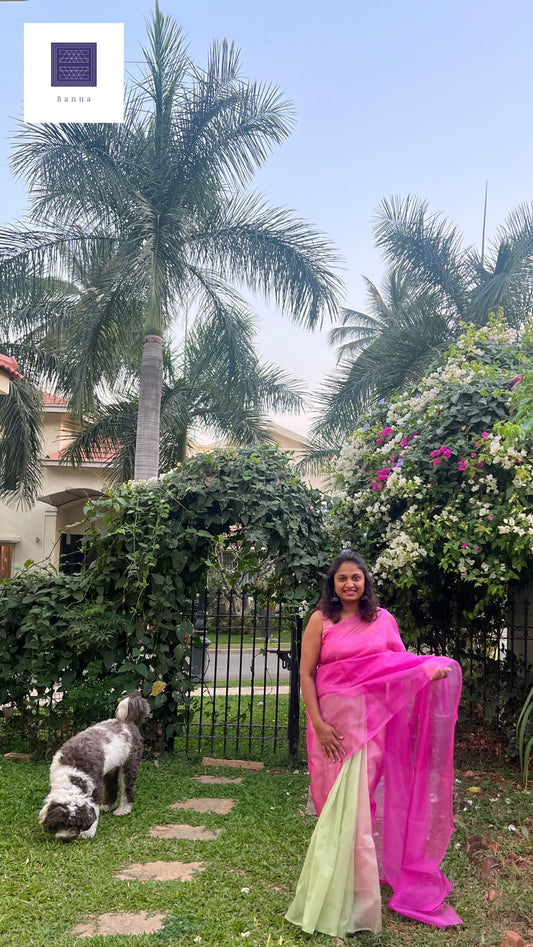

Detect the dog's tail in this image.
[115,694,150,726]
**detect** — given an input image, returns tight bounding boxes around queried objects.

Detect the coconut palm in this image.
[0,3,342,489]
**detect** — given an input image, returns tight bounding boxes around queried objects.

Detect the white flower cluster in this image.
[485,434,527,470]
[332,434,368,483]
[373,528,427,581]
[385,470,427,499]
[497,512,533,538]
[364,497,392,524]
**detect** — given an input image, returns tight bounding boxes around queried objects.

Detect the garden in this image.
[1,321,533,944]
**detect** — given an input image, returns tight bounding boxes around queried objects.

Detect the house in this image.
[0,393,111,579]
[0,396,321,580]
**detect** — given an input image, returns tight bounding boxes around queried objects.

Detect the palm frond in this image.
[373,195,469,318]
[0,378,43,507]
[194,191,343,328]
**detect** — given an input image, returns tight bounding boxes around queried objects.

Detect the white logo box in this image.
[24,23,124,123]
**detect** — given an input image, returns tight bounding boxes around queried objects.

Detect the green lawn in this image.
[0,749,531,946]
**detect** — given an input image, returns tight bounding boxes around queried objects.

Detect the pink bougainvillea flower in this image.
[458,459,468,471]
[431,458,442,466]
[474,441,480,447]
[471,452,476,458]
[461,542,469,548]
[487,514,494,521]
[509,375,523,388]
[430,445,452,463]
[476,546,481,552]
[370,467,392,491]
[482,431,488,439]
[383,427,392,437]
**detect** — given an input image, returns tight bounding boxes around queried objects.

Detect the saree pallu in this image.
[286,609,462,937]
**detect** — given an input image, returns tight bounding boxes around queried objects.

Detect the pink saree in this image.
[286,608,462,935]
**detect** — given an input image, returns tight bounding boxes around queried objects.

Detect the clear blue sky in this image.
[1,0,532,432]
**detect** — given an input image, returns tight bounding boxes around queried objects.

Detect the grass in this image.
[176,693,305,768]
[0,745,531,947]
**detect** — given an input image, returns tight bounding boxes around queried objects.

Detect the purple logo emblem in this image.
[51,43,97,87]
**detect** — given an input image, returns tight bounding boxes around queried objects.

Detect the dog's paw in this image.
[101,803,118,813]
[79,822,98,839]
[113,804,133,816]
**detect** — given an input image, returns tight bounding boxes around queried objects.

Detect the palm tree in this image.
[374,194,533,328]
[312,266,450,445]
[62,309,307,482]
[310,194,533,449]
[0,4,342,487]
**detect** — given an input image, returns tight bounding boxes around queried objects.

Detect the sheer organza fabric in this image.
[286,609,462,936]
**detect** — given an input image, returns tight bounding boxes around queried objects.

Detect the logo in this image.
[24,24,123,123]
[51,42,97,87]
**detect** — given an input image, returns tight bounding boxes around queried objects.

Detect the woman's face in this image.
[333,561,366,610]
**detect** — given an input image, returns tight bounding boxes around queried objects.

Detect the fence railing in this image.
[180,589,533,764]
[1,588,531,764]
[179,590,303,767]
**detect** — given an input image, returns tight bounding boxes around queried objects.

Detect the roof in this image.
[42,391,69,407]
[45,443,116,464]
[37,487,104,508]
[0,354,22,381]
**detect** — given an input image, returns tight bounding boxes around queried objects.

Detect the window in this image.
[0,544,13,580]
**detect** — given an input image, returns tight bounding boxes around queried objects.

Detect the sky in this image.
[1,0,533,435]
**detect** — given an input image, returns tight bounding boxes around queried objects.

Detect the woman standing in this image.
[285,550,462,937]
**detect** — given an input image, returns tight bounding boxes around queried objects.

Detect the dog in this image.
[39,694,150,840]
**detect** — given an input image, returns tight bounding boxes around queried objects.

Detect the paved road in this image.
[194,646,291,684]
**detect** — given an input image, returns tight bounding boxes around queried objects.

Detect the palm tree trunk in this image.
[134,334,163,481]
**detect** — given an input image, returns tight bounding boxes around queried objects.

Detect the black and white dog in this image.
[39,694,150,840]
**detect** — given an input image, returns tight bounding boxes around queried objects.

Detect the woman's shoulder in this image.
[375,607,398,627]
[376,606,394,619]
[306,609,325,631]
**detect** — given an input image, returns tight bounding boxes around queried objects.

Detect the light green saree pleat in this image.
[285,752,361,937]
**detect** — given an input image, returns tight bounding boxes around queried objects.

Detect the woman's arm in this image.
[299,611,346,762]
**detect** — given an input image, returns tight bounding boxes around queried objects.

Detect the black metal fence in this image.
[180,589,533,765]
[180,590,303,767]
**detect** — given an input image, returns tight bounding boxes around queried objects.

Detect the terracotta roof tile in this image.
[46,444,116,463]
[42,391,68,407]
[0,354,22,380]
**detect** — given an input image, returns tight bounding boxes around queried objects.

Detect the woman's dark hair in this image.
[318,550,379,623]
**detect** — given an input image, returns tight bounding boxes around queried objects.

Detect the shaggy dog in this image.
[39,694,150,840]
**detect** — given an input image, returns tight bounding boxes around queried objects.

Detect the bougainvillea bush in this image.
[327,316,533,651]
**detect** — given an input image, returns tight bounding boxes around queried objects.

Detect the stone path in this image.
[149,824,221,840]
[170,796,235,814]
[71,759,257,939]
[72,911,167,938]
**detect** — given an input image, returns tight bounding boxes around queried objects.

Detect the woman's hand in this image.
[429,666,451,682]
[315,721,345,762]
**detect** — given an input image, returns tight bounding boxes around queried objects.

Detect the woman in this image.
[285,550,462,938]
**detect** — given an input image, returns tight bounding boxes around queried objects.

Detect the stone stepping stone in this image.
[149,824,221,840]
[114,861,206,882]
[192,775,244,785]
[202,756,263,771]
[72,910,166,938]
[171,797,235,815]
